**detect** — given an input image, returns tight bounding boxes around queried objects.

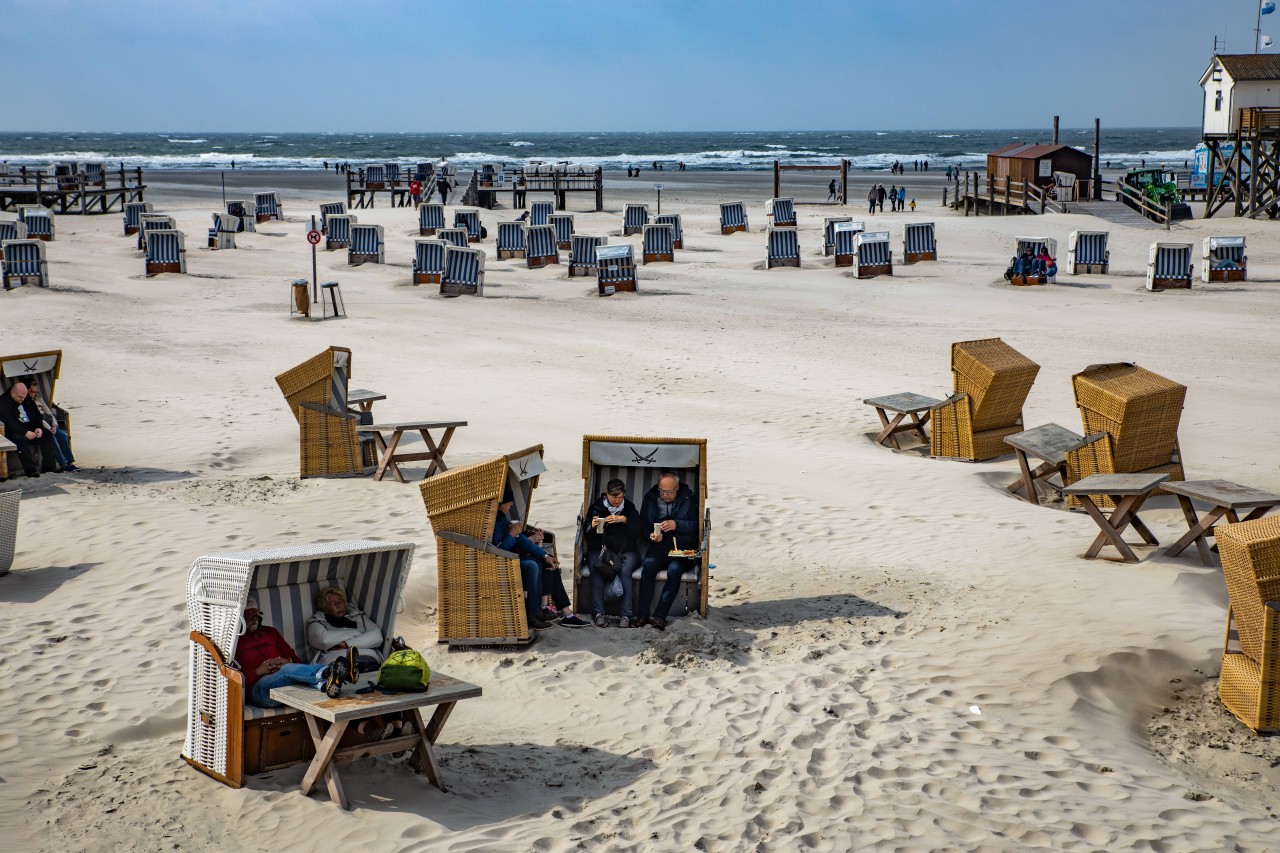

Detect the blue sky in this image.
[4,0,1273,131]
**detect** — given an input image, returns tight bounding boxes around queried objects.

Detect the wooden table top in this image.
[347,388,385,405]
[1004,423,1088,465]
[1161,479,1280,509]
[863,392,943,413]
[270,673,482,723]
[357,420,468,432]
[1062,472,1170,497]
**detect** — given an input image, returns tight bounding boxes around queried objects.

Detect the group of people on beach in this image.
[1,377,77,478]
[866,183,909,214]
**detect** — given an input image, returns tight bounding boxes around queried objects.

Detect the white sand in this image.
[4,176,1280,851]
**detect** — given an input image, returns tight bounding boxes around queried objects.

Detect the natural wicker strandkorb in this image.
[0,489,19,575]
[275,347,366,478]
[1215,516,1280,733]
[930,338,1039,462]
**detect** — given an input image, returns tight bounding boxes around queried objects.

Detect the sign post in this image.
[654,183,664,215]
[307,216,321,317]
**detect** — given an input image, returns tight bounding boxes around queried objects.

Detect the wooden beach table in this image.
[1162,479,1280,566]
[1061,472,1169,563]
[357,419,467,483]
[271,673,482,810]
[346,388,386,413]
[1004,423,1098,506]
[863,392,942,449]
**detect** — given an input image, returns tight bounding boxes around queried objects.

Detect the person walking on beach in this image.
[827,179,838,202]
[409,179,422,206]
[889,184,897,211]
[436,173,450,206]
[867,185,877,215]
[897,186,906,211]
[876,183,887,212]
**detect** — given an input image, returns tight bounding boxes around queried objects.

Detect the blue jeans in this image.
[637,555,694,620]
[519,558,543,617]
[51,429,74,466]
[248,663,329,708]
[589,550,638,617]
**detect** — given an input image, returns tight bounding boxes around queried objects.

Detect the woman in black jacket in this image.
[583,478,644,628]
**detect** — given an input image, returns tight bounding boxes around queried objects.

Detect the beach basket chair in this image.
[208,212,238,250]
[0,219,28,257]
[654,213,683,249]
[766,227,800,269]
[182,538,414,788]
[548,213,574,250]
[384,163,401,185]
[526,224,559,269]
[453,209,482,243]
[1146,242,1194,291]
[19,206,54,241]
[441,245,485,296]
[226,200,256,232]
[418,203,445,236]
[348,224,385,265]
[823,217,852,256]
[318,202,345,234]
[145,230,187,276]
[325,214,355,250]
[82,162,105,186]
[623,204,648,236]
[572,435,710,619]
[0,489,17,576]
[496,221,527,260]
[438,227,469,249]
[1,240,47,291]
[1009,236,1057,285]
[1062,362,1186,507]
[853,231,893,279]
[1215,516,1280,733]
[123,201,153,236]
[569,235,606,277]
[768,197,797,227]
[903,222,938,263]
[136,214,176,250]
[929,338,1040,462]
[831,222,865,267]
[275,347,373,478]
[642,223,675,264]
[0,350,68,478]
[1203,236,1247,283]
[419,446,547,646]
[529,201,554,227]
[254,192,282,224]
[1067,230,1109,275]
[413,239,447,286]
[365,164,387,189]
[720,201,749,234]
[596,244,636,294]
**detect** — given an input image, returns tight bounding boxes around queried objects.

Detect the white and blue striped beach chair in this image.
[720,201,748,234]
[0,219,27,258]
[832,222,864,267]
[319,202,346,234]
[413,238,447,286]
[325,214,355,250]
[1011,236,1057,284]
[208,212,239,250]
[384,163,401,185]
[1147,242,1193,291]
[623,204,648,236]
[1202,236,1246,282]
[137,214,177,250]
[123,201,153,236]
[823,216,852,256]
[853,231,893,279]
[1,239,48,289]
[654,213,683,249]
[438,227,469,249]
[595,244,636,294]
[418,203,445,235]
[365,164,387,188]
[548,213,574,249]
[348,223,385,265]
[145,229,187,276]
[18,206,54,241]
[441,245,485,296]
[83,162,105,186]
[1067,230,1108,275]
[526,224,560,268]
[769,197,796,227]
[226,200,256,232]
[254,192,282,223]
[569,235,606,277]
[530,202,554,226]
[642,223,675,264]
[766,227,800,269]
[496,221,527,259]
[903,222,937,264]
[454,209,482,243]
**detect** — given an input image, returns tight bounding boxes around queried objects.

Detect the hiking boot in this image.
[323,657,351,698]
[651,615,668,631]
[559,614,591,629]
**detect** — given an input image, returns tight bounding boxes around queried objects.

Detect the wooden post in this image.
[1003,176,1010,214]
[773,160,780,199]
[595,168,603,212]
[1052,115,1059,145]
[840,159,848,205]
[1093,118,1102,200]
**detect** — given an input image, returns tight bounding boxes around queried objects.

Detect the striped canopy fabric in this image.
[903,223,936,255]
[623,204,649,234]
[326,214,354,244]
[439,227,469,249]
[1070,231,1108,264]
[719,202,747,231]
[212,213,239,234]
[454,209,481,239]
[443,245,485,288]
[654,213,682,244]
[1148,242,1193,289]
[384,163,400,184]
[770,197,796,225]
[643,223,674,257]
[596,244,635,283]
[1015,237,1056,258]
[823,216,852,253]
[496,221,526,254]
[856,232,891,266]
[548,213,574,246]
[530,202,554,226]
[570,235,605,274]
[419,203,445,231]
[254,192,280,218]
[2,240,48,286]
[145,230,186,266]
[767,226,799,260]
[19,207,53,239]
[349,224,384,263]
[226,200,256,232]
[1206,236,1245,263]
[0,220,27,243]
[365,165,387,185]
[123,201,153,233]
[526,225,558,260]
[319,202,345,232]
[414,239,447,276]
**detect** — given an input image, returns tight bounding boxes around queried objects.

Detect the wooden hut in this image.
[986,143,1093,193]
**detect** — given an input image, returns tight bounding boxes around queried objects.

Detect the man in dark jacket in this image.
[0,379,60,478]
[493,486,590,629]
[583,478,644,628]
[636,471,699,630]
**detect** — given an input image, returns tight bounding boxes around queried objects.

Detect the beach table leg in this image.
[409,703,456,792]
[302,716,350,809]
[376,430,407,483]
[872,407,906,449]
[1166,497,1227,565]
[1079,493,1147,562]
[1009,448,1039,504]
[421,427,456,478]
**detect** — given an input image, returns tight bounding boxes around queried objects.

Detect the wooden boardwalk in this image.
[1069,199,1167,229]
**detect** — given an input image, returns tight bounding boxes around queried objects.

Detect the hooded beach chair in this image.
[348,223,385,265]
[1010,236,1057,285]
[929,338,1040,462]
[182,539,414,788]
[441,245,485,296]
[82,162,105,186]
[318,202,345,234]
[832,222,865,267]
[571,435,710,618]
[768,197,796,227]
[1203,236,1247,283]
[823,217,852,256]
[1,240,49,291]
[453,209,482,243]
[384,163,401,185]
[413,239,447,286]
[365,164,387,189]
[719,202,748,234]
[226,200,256,232]
[0,489,17,576]
[853,231,893,279]
[526,224,559,269]
[654,214,683,249]
[418,203,445,235]
[0,219,26,258]
[123,201,153,236]
[1215,517,1280,733]
[18,206,54,241]
[596,244,636,294]
[1146,242,1193,291]
[569,235,606,277]
[419,446,547,646]
[145,230,187,276]
[438,227,469,249]
[0,350,66,478]
[325,214,355,250]
[275,346,373,478]
[903,222,938,263]
[766,227,800,269]
[548,213,574,250]
[496,221,527,260]
[137,214,177,250]
[529,202,554,226]
[1067,230,1109,275]
[208,213,238,250]
[254,192,282,223]
[623,204,648,236]
[642,223,675,264]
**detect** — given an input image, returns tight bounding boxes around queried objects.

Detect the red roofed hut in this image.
[987,143,1093,195]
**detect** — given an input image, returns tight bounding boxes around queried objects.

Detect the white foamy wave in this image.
[936,134,958,138]
[168,138,207,144]
[508,141,534,147]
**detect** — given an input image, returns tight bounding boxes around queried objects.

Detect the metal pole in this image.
[1256,0,1264,53]
[310,215,319,308]
[220,171,226,207]
[656,187,661,215]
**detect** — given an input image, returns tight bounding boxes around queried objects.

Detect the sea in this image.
[0,129,1203,172]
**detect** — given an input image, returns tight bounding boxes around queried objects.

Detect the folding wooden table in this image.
[1162,479,1280,566]
[1061,472,1169,563]
[1004,423,1098,506]
[863,392,942,449]
[357,419,467,483]
[346,388,386,413]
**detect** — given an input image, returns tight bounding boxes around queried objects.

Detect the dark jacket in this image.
[0,393,40,441]
[583,496,644,554]
[493,510,547,562]
[640,483,699,550]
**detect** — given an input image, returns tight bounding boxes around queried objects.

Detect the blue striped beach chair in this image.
[526,224,560,268]
[365,164,387,189]
[226,200,256,232]
[348,223,385,265]
[254,192,282,223]
[441,245,485,296]
[145,229,187,276]
[823,217,852,256]
[902,222,937,264]
[569,235,606,277]
[325,214,355,250]
[853,231,893,279]
[438,227,469,249]
[123,201,153,236]
[548,213,574,249]
[319,202,345,234]
[769,197,796,227]
[413,239,447,286]
[18,206,54,241]
[418,203,445,235]
[384,163,401,185]
[1,240,48,289]
[832,223,864,267]
[496,221,527,260]
[530,202,554,226]
[623,204,648,236]
[1202,236,1246,282]
[642,223,675,264]
[595,244,636,294]
[720,202,748,234]
[0,220,27,258]
[1147,242,1193,291]
[208,212,239,250]
[137,214,177,250]
[654,213,683,249]
[1010,236,1057,285]
[453,209,482,243]
[82,162,105,186]
[766,227,800,269]
[1067,230,1108,275]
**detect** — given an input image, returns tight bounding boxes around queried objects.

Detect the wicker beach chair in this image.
[0,489,17,576]
[325,214,355,250]
[903,222,938,263]
[441,245,485,296]
[529,201,554,227]
[548,213,574,250]
[495,222,527,260]
[413,239,447,286]
[1216,516,1280,733]
[254,192,282,223]
[719,202,748,234]
[122,201,153,236]
[275,347,372,478]
[823,217,852,256]
[642,223,675,264]
[569,235,605,277]
[929,338,1040,462]
[766,227,800,269]
[418,203,445,236]
[623,204,648,236]
[348,224,385,265]
[145,230,187,276]
[1,240,49,290]
[526,224,559,269]
[137,214,176,250]
[853,231,893,278]
[182,538,414,788]
[318,202,345,234]
[419,447,547,646]
[654,213,683,249]
[768,197,797,227]
[1203,236,1247,283]
[438,227,469,249]
[572,435,711,618]
[453,209,482,243]
[1067,230,1109,275]
[595,244,636,294]
[226,200,256,232]
[208,212,238,250]
[0,350,67,479]
[18,206,54,241]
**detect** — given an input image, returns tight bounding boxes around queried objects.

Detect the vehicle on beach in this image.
[1121,168,1193,221]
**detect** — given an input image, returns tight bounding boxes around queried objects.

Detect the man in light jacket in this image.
[306,586,385,667]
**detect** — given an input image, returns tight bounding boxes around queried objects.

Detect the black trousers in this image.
[11,431,58,475]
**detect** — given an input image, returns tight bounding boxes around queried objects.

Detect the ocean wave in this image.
[168,138,207,144]
[508,141,534,147]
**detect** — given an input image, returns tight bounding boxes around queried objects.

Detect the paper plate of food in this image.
[667,549,699,558]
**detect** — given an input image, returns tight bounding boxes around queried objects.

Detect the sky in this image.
[2,0,1274,132]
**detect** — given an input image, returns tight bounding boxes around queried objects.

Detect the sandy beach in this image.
[4,168,1280,852]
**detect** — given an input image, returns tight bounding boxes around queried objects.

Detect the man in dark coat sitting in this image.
[636,471,700,630]
[0,379,60,478]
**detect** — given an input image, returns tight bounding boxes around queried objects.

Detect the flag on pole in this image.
[1264,34,1276,47]
[1263,0,1275,15]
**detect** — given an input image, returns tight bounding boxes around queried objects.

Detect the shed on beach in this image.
[1200,54,1280,136]
[986,143,1092,191]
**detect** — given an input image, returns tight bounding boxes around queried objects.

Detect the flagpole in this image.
[1258,0,1263,53]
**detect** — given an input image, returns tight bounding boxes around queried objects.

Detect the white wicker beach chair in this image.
[441,245,485,296]
[569,235,606,277]
[529,202,554,226]
[1202,236,1246,282]
[1067,230,1109,275]
[348,224,385,265]
[226,200,256,232]
[453,209,482,243]
[719,202,748,234]
[413,238,447,285]
[123,201,153,236]
[137,214,176,250]
[0,489,18,576]
[318,202,345,234]
[526,224,559,269]
[823,216,852,256]
[496,221,527,260]
[145,230,187,276]
[1147,242,1194,291]
[768,197,796,227]
[325,214,355,250]
[642,223,675,264]
[766,227,800,269]
[548,213,574,249]
[654,213,683,249]
[254,192,282,223]
[18,206,54,241]
[595,244,636,294]
[623,204,648,236]
[208,212,238,250]
[418,203,445,235]
[853,231,893,279]
[903,222,937,263]
[438,227,469,249]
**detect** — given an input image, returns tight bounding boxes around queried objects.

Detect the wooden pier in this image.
[489,167,603,212]
[345,169,415,209]
[951,174,1069,216]
[0,166,145,214]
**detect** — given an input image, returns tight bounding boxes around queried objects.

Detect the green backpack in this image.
[376,648,431,692]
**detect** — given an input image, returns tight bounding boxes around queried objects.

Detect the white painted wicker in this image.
[0,489,18,575]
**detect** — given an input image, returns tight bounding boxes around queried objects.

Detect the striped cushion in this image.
[350,224,382,254]
[570,235,604,269]
[549,214,574,244]
[21,211,53,237]
[366,165,386,183]
[327,215,354,242]
[767,228,798,259]
[824,218,851,249]
[0,220,27,242]
[146,230,184,263]
[857,238,891,266]
[624,204,648,230]
[419,204,445,230]
[1153,245,1191,278]
[904,224,936,255]
[643,224,673,255]
[720,202,746,229]
[123,202,152,230]
[771,198,795,223]
[439,228,469,248]
[414,239,447,274]
[319,203,345,230]
[2,240,44,275]
[444,247,484,283]
[497,222,526,252]
[530,202,554,226]
[1074,232,1107,264]
[654,214,682,243]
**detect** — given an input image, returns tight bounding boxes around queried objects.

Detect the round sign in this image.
[306,230,322,245]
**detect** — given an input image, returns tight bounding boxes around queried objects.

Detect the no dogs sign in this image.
[306,230,322,245]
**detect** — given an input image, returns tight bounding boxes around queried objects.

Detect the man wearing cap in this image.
[235,596,351,708]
